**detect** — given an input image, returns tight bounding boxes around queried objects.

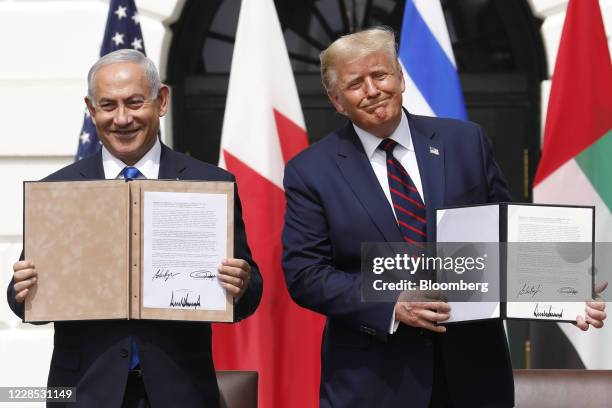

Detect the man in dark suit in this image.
[7,49,263,407]
[282,28,606,408]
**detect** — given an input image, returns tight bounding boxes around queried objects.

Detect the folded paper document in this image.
[436,203,594,323]
[23,180,234,322]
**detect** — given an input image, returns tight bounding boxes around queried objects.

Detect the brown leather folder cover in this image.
[23,180,234,322]
[24,180,129,321]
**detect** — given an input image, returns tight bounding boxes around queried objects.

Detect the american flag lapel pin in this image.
[429,146,440,156]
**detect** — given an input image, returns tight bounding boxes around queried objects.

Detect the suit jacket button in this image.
[120,348,129,358]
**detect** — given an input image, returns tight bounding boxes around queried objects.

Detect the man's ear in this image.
[84,97,96,125]
[156,85,170,117]
[327,90,346,115]
[397,64,405,93]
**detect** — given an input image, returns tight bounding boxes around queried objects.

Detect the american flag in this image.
[76,0,147,160]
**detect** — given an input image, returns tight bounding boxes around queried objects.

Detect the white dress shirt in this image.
[354,111,425,334]
[101,138,161,180]
[353,111,425,219]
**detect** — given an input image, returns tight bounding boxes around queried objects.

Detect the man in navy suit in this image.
[7,49,262,407]
[282,28,606,408]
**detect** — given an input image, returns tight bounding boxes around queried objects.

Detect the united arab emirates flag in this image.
[532,0,612,368]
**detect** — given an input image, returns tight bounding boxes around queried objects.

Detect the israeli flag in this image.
[399,0,467,120]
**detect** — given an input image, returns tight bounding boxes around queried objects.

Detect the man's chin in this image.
[116,152,140,166]
[103,141,139,162]
[365,109,393,124]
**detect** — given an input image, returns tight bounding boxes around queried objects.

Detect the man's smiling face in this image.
[328,52,405,138]
[85,61,168,165]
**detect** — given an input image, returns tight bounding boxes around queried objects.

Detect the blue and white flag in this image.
[76,0,147,160]
[399,0,467,120]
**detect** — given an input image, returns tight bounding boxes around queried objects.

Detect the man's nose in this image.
[114,105,133,126]
[364,77,380,97]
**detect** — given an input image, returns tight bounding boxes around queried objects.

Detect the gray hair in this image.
[320,27,400,93]
[87,49,161,104]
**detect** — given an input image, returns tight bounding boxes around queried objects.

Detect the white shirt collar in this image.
[353,111,414,158]
[101,138,161,179]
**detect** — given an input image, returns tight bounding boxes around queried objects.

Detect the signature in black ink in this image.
[557,287,578,296]
[152,268,180,282]
[169,291,201,309]
[189,270,217,280]
[517,282,542,298]
[533,303,563,318]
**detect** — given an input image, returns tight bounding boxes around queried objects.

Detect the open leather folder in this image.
[23,179,234,323]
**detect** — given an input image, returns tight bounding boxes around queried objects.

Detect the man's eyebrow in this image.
[98,94,146,102]
[343,75,362,85]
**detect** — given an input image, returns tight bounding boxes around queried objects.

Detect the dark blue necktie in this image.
[129,337,139,370]
[378,139,427,244]
[121,166,141,369]
[121,166,142,181]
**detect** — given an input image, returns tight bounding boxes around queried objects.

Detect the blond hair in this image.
[320,27,400,92]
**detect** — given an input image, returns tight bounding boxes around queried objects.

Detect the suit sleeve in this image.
[232,179,263,321]
[478,125,513,203]
[282,161,395,339]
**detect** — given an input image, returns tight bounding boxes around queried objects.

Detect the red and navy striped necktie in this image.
[378,138,427,244]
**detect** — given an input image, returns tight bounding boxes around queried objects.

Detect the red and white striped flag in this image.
[213,0,325,406]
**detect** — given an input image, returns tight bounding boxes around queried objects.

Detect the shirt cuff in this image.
[389,304,400,334]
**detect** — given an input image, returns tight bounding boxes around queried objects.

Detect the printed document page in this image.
[142,191,228,311]
[506,205,593,321]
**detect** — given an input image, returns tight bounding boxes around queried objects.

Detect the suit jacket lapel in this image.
[408,113,445,240]
[336,123,403,243]
[78,150,105,180]
[158,144,188,180]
